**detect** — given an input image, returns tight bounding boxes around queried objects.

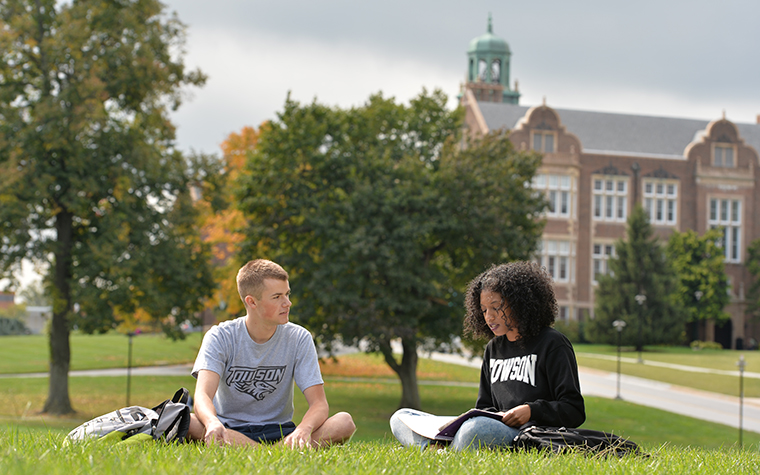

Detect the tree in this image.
[590,206,686,349]
[193,126,261,320]
[18,280,49,306]
[667,228,730,342]
[235,90,545,409]
[0,0,214,414]
[747,239,760,324]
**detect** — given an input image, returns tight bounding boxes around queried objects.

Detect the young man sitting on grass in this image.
[188,259,356,448]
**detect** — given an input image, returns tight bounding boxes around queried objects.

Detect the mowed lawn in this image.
[0,333,203,374]
[1,432,757,475]
[1,334,759,450]
[2,349,760,449]
[573,344,760,398]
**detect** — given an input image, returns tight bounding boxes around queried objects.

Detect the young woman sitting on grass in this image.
[390,261,586,450]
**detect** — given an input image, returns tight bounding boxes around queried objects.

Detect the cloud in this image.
[171,26,462,153]
[164,0,760,154]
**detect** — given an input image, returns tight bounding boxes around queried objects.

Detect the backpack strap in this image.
[151,387,191,443]
[171,387,190,405]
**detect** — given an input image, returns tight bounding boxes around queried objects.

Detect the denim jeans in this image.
[390,408,520,451]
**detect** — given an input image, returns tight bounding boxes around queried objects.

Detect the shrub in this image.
[689,340,723,350]
[0,317,30,336]
[555,320,589,344]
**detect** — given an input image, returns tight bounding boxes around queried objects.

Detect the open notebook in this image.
[397,409,503,442]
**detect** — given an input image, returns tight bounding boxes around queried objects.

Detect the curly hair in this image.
[463,261,557,343]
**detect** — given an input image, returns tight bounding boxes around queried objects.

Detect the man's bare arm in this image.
[282,384,329,449]
[194,370,233,446]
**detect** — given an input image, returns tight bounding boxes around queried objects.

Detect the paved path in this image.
[428,352,760,434]
[4,354,759,434]
[0,364,194,379]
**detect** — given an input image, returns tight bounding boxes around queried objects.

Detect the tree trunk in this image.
[379,336,421,410]
[43,209,74,415]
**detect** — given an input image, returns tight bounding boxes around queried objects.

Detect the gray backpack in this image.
[67,388,191,444]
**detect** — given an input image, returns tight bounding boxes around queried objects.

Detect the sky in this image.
[6,0,760,294]
[162,0,760,155]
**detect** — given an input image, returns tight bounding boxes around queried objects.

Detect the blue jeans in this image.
[390,408,519,451]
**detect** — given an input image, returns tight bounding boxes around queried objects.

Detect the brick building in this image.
[461,19,760,349]
[0,292,14,310]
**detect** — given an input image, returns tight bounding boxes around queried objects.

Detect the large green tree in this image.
[590,206,686,349]
[667,228,730,342]
[235,90,545,409]
[747,239,760,324]
[0,0,214,414]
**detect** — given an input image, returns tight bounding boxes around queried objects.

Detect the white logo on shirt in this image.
[490,355,537,387]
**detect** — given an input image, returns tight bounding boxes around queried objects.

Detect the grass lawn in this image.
[574,343,760,372]
[2,346,760,474]
[0,333,203,374]
[2,370,759,450]
[573,344,760,397]
[1,432,758,475]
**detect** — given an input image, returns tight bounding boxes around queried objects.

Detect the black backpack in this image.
[512,425,642,456]
[67,388,191,444]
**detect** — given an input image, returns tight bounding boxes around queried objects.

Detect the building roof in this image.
[477,101,760,160]
[468,15,510,56]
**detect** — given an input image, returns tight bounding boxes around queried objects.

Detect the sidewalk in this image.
[428,351,760,434]
[0,364,194,379]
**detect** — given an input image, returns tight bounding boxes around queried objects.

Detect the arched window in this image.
[490,59,501,83]
[478,59,488,81]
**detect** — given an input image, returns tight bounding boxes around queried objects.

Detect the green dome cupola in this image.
[466,14,519,104]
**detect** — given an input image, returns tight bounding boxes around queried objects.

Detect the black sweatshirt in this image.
[476,327,586,428]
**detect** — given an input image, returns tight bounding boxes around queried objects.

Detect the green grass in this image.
[0,333,203,374]
[2,375,758,449]
[1,429,758,475]
[574,344,760,372]
[3,336,760,473]
[574,344,760,397]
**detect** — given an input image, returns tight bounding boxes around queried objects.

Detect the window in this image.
[559,306,569,322]
[709,198,742,263]
[592,177,627,222]
[532,174,573,218]
[714,144,735,168]
[478,59,488,82]
[643,179,678,226]
[592,243,615,283]
[536,239,574,283]
[490,59,501,83]
[532,132,555,153]
[0,294,13,302]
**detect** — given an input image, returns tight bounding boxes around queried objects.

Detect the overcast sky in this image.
[163,0,760,155]
[6,0,760,293]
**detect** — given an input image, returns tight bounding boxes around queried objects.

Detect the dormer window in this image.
[532,131,555,153]
[713,144,735,167]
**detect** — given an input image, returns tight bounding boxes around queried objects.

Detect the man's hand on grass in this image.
[282,427,313,449]
[204,420,229,446]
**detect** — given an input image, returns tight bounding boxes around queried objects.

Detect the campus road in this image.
[429,352,760,435]
[4,353,760,435]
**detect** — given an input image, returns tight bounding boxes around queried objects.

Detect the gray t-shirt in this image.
[191,318,323,426]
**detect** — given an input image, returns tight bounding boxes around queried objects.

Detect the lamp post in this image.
[634,293,646,363]
[126,331,136,406]
[692,290,703,342]
[738,355,746,447]
[612,319,627,400]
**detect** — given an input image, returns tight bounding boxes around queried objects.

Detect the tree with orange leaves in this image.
[193,126,263,320]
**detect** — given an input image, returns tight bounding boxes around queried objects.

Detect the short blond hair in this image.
[237,259,289,301]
